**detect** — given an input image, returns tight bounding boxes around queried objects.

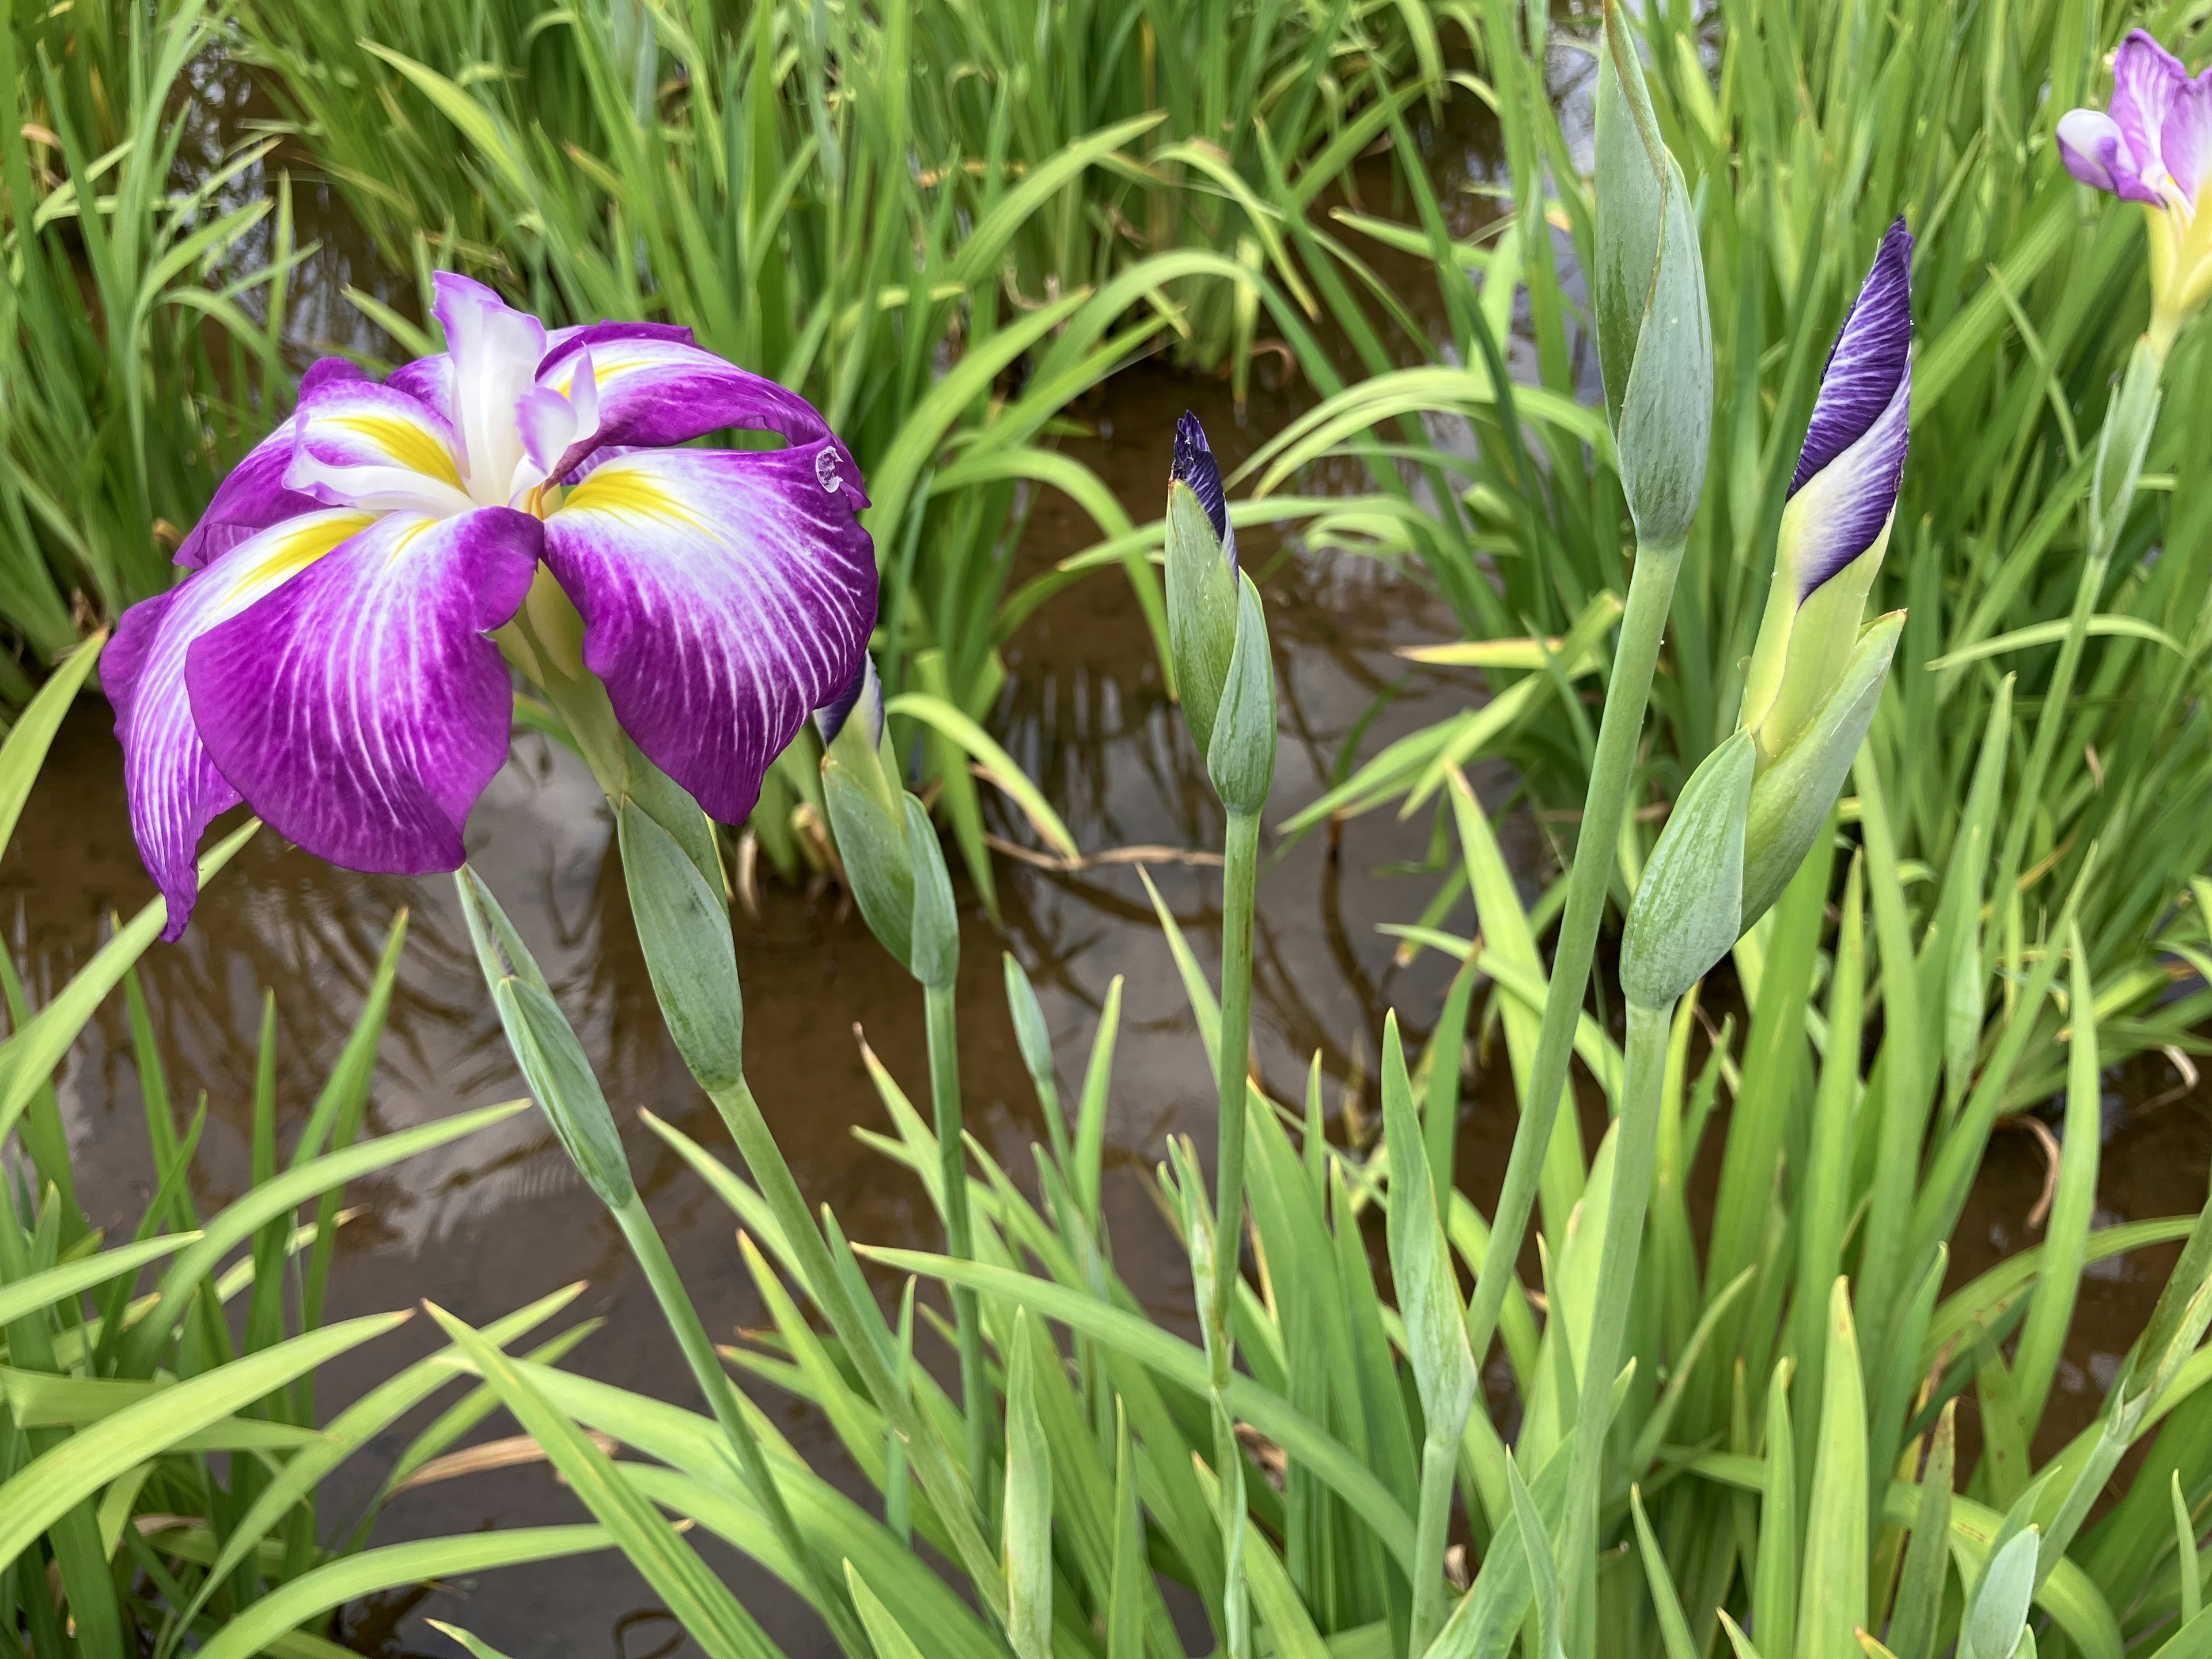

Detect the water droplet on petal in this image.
[816,448,842,493]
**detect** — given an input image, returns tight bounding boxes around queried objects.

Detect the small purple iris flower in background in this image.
[2057,31,2212,349]
[110,273,877,937]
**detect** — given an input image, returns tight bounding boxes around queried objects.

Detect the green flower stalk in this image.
[816,655,993,1491]
[1458,0,1711,1467]
[1166,411,1273,1659]
[1559,223,1915,1629]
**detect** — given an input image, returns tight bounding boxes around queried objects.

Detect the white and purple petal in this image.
[2163,65,2212,203]
[541,444,877,825]
[286,377,476,517]
[531,333,853,487]
[175,359,365,570]
[2112,31,2190,188]
[1789,219,1913,496]
[432,272,548,506]
[2059,108,2162,202]
[185,507,543,876]
[1779,372,1908,599]
[1171,411,1237,570]
[113,509,376,935]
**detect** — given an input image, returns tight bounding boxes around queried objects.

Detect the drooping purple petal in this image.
[185,507,543,875]
[286,376,476,517]
[530,332,852,488]
[1790,220,1913,497]
[433,272,547,505]
[541,443,877,825]
[1171,411,1236,570]
[114,509,377,936]
[175,359,365,570]
[2058,108,2162,201]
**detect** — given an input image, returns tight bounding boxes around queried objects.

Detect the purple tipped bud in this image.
[1785,218,1913,598]
[1171,411,1236,570]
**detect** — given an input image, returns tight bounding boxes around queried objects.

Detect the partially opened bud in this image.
[1166,412,1241,762]
[1206,573,1277,814]
[817,656,918,972]
[1741,220,1913,760]
[1594,0,1713,547]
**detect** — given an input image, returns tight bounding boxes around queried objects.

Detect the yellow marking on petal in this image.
[225,513,376,603]
[589,356,651,385]
[320,412,465,490]
[556,463,702,528]
[382,517,440,569]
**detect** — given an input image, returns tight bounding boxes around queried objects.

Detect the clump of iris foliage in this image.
[7,3,2212,1659]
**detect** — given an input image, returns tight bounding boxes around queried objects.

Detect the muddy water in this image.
[11,72,2211,1659]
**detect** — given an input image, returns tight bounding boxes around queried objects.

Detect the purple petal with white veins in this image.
[1171,411,1237,569]
[1790,219,1913,496]
[186,507,543,876]
[287,377,477,517]
[2164,65,2212,202]
[387,351,455,423]
[541,442,877,825]
[1781,371,1910,599]
[2113,31,2190,188]
[115,509,376,935]
[531,334,854,488]
[433,272,546,505]
[175,359,365,570]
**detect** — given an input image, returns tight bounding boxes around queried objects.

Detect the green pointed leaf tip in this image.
[1166,481,1240,761]
[1620,729,1755,1007]
[1206,573,1277,815]
[1593,0,1712,546]
[1964,1527,2038,1659]
[1739,613,1903,928]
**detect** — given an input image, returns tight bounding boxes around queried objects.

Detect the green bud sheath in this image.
[904,792,960,992]
[1620,729,1755,1009]
[1206,573,1277,815]
[823,764,917,971]
[1594,0,1713,548]
[618,798,748,1093]
[1166,480,1241,761]
[1739,611,1904,929]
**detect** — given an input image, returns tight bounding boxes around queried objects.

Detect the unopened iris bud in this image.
[1594,0,1713,548]
[816,655,918,972]
[1741,221,1912,761]
[1165,413,1276,814]
[1166,413,1243,763]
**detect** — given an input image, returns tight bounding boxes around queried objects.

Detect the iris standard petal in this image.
[431,272,548,506]
[175,358,365,570]
[2113,30,2190,187]
[286,377,478,517]
[1171,410,1237,569]
[530,332,855,488]
[114,509,375,936]
[1779,371,1909,598]
[2164,66,2212,203]
[540,443,877,824]
[1790,220,1912,494]
[185,507,543,876]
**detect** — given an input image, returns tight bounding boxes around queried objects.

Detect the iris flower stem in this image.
[702,1073,1002,1594]
[925,976,993,1493]
[1993,333,2163,914]
[1461,537,1684,1384]
[1409,1430,1464,1658]
[1211,806,1263,1336]
[608,1190,873,1659]
[1558,995,1676,1659]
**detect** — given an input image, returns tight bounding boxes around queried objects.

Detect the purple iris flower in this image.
[112,273,876,937]
[2057,32,2212,339]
